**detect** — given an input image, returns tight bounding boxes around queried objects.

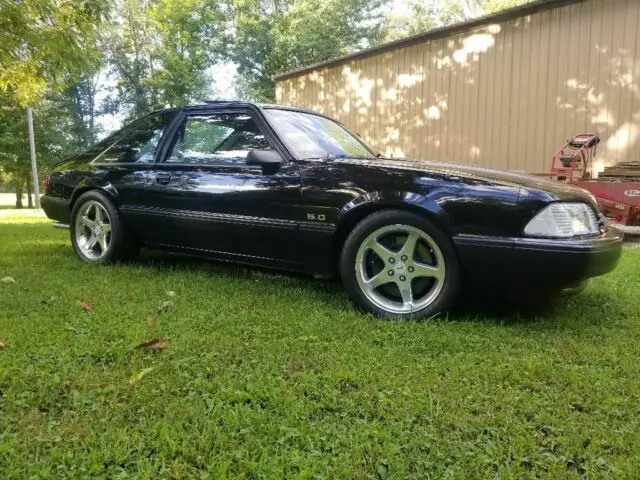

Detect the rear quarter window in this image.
[81,111,177,164]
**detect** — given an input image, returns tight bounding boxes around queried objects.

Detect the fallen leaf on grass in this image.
[0,341,5,350]
[129,367,154,385]
[157,300,174,313]
[134,338,168,350]
[146,316,156,328]
[1,276,16,284]
[76,300,94,312]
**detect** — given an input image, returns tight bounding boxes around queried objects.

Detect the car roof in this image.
[150,101,354,139]
[178,100,319,116]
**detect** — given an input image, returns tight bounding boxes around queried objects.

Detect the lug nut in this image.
[408,266,414,273]
[388,270,394,276]
[399,275,406,282]
[389,257,395,264]
[401,255,408,261]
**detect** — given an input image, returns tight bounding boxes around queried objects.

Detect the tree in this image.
[0,0,107,206]
[0,92,79,207]
[383,0,531,42]
[57,73,104,148]
[104,0,229,120]
[231,0,385,102]
[147,0,229,107]
[103,0,157,118]
[0,0,107,106]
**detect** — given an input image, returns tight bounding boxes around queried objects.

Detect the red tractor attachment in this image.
[541,133,640,234]
[549,133,599,181]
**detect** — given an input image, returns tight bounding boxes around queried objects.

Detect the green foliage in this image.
[384,1,439,40]
[383,0,532,42]
[0,87,88,206]
[102,0,155,116]
[105,0,229,119]
[231,0,385,101]
[482,0,533,14]
[1,219,640,477]
[0,0,106,204]
[58,73,104,147]
[0,0,106,106]
[147,0,229,107]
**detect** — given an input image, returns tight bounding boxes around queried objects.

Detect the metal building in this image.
[275,0,640,176]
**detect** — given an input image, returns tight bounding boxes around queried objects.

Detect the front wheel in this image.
[340,210,462,319]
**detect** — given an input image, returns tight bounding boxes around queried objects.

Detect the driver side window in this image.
[167,113,271,165]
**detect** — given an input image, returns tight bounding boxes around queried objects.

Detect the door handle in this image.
[155,173,171,185]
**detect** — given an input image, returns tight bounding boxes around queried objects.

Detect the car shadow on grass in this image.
[26,239,619,330]
[452,287,623,330]
[128,249,621,329]
[134,248,348,296]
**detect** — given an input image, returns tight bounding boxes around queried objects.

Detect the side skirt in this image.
[150,242,314,275]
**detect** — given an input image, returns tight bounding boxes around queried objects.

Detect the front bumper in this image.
[510,228,623,285]
[454,228,623,288]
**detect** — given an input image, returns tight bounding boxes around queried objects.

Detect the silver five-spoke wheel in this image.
[355,224,445,314]
[74,200,112,260]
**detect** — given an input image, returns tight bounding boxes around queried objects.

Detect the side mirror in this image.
[246,150,283,167]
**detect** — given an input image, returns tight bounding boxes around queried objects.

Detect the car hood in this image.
[339,157,597,205]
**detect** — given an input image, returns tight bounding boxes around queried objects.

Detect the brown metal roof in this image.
[273,0,587,81]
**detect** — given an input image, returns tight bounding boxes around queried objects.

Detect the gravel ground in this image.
[625,236,640,248]
[0,193,29,207]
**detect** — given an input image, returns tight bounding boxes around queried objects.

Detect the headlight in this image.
[524,203,599,237]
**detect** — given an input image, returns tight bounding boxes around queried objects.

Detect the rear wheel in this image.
[70,190,138,264]
[340,210,461,319]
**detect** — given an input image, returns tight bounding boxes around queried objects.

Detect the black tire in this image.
[70,190,139,264]
[339,209,462,319]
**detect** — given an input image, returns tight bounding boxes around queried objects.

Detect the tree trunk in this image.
[15,180,24,209]
[26,174,33,208]
[88,74,98,144]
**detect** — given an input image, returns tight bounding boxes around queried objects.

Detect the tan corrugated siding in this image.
[276,0,640,172]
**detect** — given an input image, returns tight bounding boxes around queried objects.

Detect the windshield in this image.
[264,108,375,160]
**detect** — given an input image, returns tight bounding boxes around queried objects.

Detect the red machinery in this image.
[544,133,640,234]
[548,133,599,181]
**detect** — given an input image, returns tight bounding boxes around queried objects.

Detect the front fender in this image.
[336,177,523,238]
[337,190,454,233]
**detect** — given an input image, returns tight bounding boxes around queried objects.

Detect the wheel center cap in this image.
[395,261,405,271]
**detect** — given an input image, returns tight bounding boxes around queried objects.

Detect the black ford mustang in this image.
[42,101,622,319]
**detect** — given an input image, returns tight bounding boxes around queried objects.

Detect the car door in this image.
[137,106,302,267]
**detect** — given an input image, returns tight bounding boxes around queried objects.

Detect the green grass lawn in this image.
[1,213,639,478]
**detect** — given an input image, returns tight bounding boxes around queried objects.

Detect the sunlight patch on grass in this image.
[0,208,49,224]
